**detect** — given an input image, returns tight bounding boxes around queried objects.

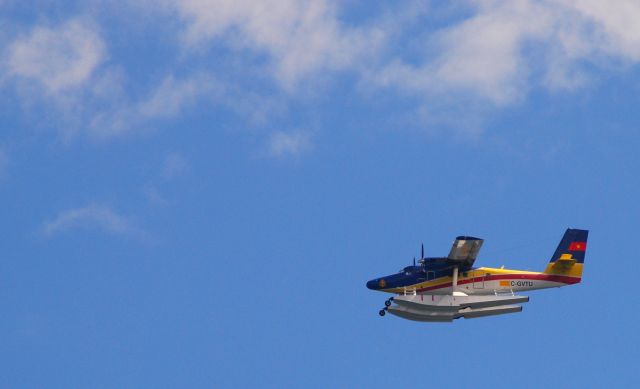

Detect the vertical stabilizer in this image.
[543,228,588,278]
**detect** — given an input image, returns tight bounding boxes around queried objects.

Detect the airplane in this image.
[366,228,588,322]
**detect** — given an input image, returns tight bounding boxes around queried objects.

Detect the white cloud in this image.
[6,1,640,142]
[6,19,105,94]
[374,1,640,107]
[42,204,143,238]
[156,0,384,88]
[1,18,125,140]
[431,1,551,104]
[138,74,220,119]
[268,130,311,158]
[373,2,550,104]
[139,0,640,135]
[86,73,222,139]
[567,0,640,60]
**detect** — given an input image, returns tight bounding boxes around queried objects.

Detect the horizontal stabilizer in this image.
[553,253,576,268]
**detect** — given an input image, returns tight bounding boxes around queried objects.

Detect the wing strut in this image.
[452,266,459,291]
[452,265,467,297]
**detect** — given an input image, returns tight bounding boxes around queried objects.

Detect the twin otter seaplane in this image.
[366,228,588,322]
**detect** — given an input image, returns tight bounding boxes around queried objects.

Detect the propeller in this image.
[417,243,426,267]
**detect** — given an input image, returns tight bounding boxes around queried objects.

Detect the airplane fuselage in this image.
[367,264,583,296]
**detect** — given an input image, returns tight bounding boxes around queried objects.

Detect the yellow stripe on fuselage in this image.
[380,264,581,294]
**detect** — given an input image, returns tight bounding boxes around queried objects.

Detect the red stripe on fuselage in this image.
[415,273,581,292]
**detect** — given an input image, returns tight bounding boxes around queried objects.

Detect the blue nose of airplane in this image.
[367,278,388,290]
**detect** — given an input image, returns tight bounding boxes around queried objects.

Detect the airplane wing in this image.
[447,236,484,266]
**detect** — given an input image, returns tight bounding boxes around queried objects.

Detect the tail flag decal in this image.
[568,241,587,251]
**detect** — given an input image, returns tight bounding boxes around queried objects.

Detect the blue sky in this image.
[2,1,640,387]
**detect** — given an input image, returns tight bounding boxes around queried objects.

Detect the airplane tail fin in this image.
[543,228,588,279]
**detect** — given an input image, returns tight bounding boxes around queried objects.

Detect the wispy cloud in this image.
[6,19,105,94]
[87,73,221,139]
[141,0,640,135]
[1,18,126,140]
[42,204,144,239]
[267,130,312,158]
[374,1,640,105]
[138,74,220,119]
[155,0,384,89]
[6,1,640,142]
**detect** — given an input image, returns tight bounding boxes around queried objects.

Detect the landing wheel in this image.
[379,309,386,317]
[384,300,391,307]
